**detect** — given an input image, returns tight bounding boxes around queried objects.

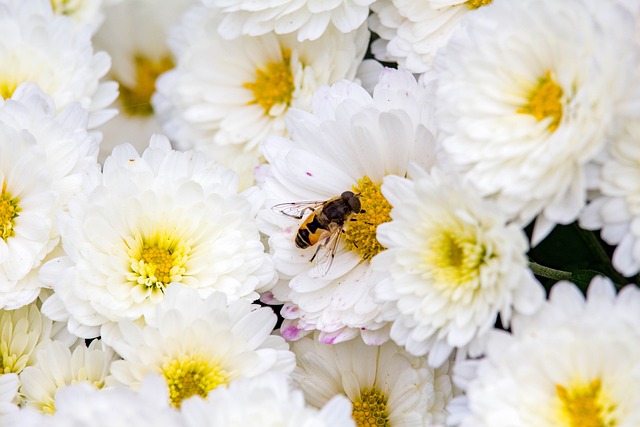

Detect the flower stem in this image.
[573,224,628,286]
[528,261,572,281]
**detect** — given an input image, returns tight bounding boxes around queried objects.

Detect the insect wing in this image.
[271,201,325,219]
[310,227,343,277]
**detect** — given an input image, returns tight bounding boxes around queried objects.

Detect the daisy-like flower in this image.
[101,284,296,409]
[291,333,456,426]
[0,125,57,308]
[369,0,492,74]
[435,0,640,244]
[449,276,640,427]
[258,67,437,344]
[50,0,105,33]
[0,302,63,377]
[0,0,117,128]
[49,377,182,426]
[182,373,355,427]
[0,85,99,309]
[93,0,195,162]
[372,165,544,367]
[19,340,116,414]
[41,135,276,338]
[5,375,183,427]
[204,0,375,42]
[153,5,369,189]
[580,118,640,276]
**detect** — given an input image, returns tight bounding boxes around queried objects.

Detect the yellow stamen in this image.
[126,227,189,299]
[119,55,174,116]
[162,354,229,408]
[466,0,493,9]
[0,182,20,241]
[351,387,390,427]
[0,345,28,375]
[50,0,81,15]
[0,80,19,100]
[556,379,616,427]
[424,221,486,287]
[243,49,294,115]
[517,70,564,132]
[343,176,392,261]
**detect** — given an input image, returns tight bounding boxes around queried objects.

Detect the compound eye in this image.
[346,194,361,213]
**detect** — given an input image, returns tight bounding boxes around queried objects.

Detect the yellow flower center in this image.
[0,79,19,100]
[50,0,81,15]
[161,354,229,408]
[0,183,20,241]
[126,227,190,301]
[0,347,28,375]
[243,49,294,115]
[424,221,486,287]
[351,387,390,427]
[118,55,174,116]
[343,176,392,261]
[466,0,493,9]
[556,379,616,427]
[517,70,564,132]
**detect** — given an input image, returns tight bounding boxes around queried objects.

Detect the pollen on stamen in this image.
[343,176,392,261]
[126,228,190,300]
[243,49,294,115]
[556,379,617,427]
[161,354,229,408]
[0,183,20,241]
[351,387,390,427]
[466,0,493,10]
[517,70,564,132]
[423,223,486,287]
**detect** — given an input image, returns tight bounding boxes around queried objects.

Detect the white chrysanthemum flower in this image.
[94,0,195,162]
[258,68,437,345]
[435,0,640,244]
[0,85,99,309]
[449,277,640,427]
[369,0,491,73]
[41,135,276,338]
[580,118,640,276]
[48,377,182,427]
[5,375,183,427]
[182,373,355,427]
[153,5,369,189]
[19,340,116,413]
[0,84,100,208]
[101,284,296,409]
[372,165,544,367]
[0,126,57,308]
[291,333,456,426]
[204,0,375,42]
[0,302,64,377]
[0,0,117,128]
[50,0,105,33]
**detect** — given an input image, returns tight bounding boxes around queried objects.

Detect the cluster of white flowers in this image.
[0,0,639,426]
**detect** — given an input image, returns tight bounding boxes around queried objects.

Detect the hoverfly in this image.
[272,191,361,276]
